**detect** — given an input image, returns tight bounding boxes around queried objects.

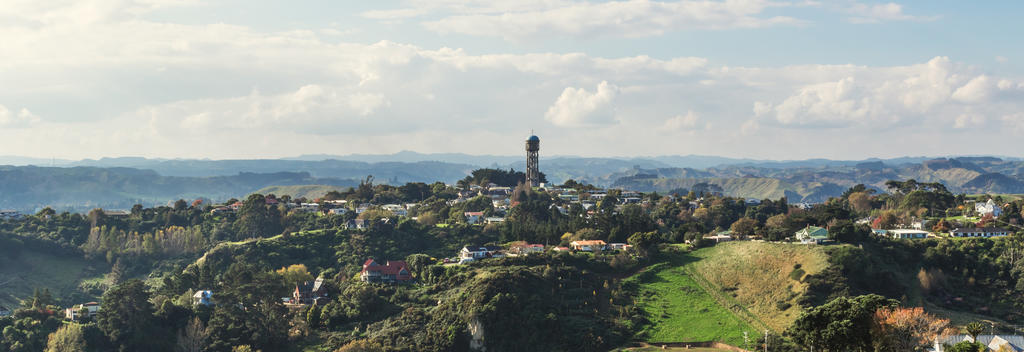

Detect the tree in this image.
[175,317,207,352]
[847,191,873,213]
[97,279,159,352]
[729,218,758,238]
[964,321,985,343]
[627,231,660,257]
[45,324,87,352]
[335,339,385,352]
[871,307,952,351]
[275,264,314,285]
[789,294,897,351]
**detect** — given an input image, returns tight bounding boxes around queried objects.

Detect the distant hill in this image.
[0,166,359,212]
[252,185,351,200]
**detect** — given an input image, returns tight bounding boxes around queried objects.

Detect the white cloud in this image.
[545,81,619,127]
[846,2,937,24]
[0,105,40,128]
[663,111,700,131]
[397,0,806,39]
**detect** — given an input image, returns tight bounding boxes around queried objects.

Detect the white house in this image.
[382,204,407,217]
[949,228,1011,238]
[570,240,607,252]
[460,246,503,260]
[975,199,1003,217]
[328,208,349,215]
[65,302,100,321]
[888,229,929,239]
[192,290,214,306]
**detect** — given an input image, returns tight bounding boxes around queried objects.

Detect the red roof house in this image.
[360,259,412,284]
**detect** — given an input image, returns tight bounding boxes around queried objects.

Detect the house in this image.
[570,240,607,252]
[103,210,130,217]
[795,226,829,244]
[210,206,233,215]
[464,212,484,224]
[293,277,329,304]
[975,199,1003,217]
[229,201,243,211]
[382,204,407,216]
[871,228,889,236]
[329,208,349,215]
[744,198,762,205]
[460,246,503,260]
[933,335,1024,352]
[510,243,545,255]
[0,210,22,220]
[65,302,100,321]
[887,229,929,239]
[949,228,1011,238]
[912,219,931,230]
[360,259,412,283]
[553,246,570,252]
[607,243,631,251]
[706,231,733,243]
[192,290,214,306]
[484,217,505,224]
[345,219,372,230]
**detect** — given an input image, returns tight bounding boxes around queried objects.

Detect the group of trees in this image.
[789,294,954,351]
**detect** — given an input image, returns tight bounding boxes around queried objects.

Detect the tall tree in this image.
[97,279,159,352]
[789,294,897,351]
[871,307,952,351]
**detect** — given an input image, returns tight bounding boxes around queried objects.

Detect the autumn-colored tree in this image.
[872,307,953,351]
[872,211,900,229]
[848,191,873,213]
[977,214,994,228]
[729,217,758,238]
[932,219,952,233]
[276,264,314,285]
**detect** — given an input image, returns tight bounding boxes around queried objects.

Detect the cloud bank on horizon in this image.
[0,0,1021,160]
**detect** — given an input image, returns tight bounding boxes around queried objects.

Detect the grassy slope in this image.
[626,251,756,346]
[687,242,830,332]
[627,242,833,347]
[252,185,349,200]
[0,250,107,308]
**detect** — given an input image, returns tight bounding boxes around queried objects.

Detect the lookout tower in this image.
[525,134,540,187]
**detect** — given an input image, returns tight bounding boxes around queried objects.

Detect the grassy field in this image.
[0,250,107,308]
[626,252,756,347]
[686,242,830,332]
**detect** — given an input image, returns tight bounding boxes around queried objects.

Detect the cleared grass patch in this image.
[626,253,756,347]
[0,249,106,307]
[686,242,830,332]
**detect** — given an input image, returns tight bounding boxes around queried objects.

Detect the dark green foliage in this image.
[788,294,898,352]
[460,168,546,188]
[96,280,164,352]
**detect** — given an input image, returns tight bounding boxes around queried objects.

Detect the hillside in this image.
[252,185,350,200]
[0,248,107,308]
[687,242,830,331]
[0,166,360,212]
[611,177,843,202]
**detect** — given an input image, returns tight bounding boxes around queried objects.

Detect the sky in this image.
[1,0,1023,160]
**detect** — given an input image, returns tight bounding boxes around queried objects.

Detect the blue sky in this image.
[0,0,1022,160]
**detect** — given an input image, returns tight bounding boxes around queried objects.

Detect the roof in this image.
[796,226,829,239]
[572,240,607,246]
[951,227,1009,233]
[527,135,540,142]
[889,229,929,234]
[463,246,502,252]
[361,260,410,276]
[295,281,316,293]
[464,211,484,216]
[940,335,1024,351]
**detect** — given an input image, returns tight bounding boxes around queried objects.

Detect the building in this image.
[360,259,412,283]
[509,243,545,255]
[192,290,214,306]
[795,226,829,244]
[933,335,1024,352]
[526,134,540,187]
[328,208,349,215]
[65,302,100,321]
[0,210,22,220]
[464,211,484,224]
[570,240,607,252]
[607,243,632,251]
[460,246,503,260]
[887,229,929,239]
[949,228,1011,238]
[975,199,1003,217]
[293,277,328,304]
